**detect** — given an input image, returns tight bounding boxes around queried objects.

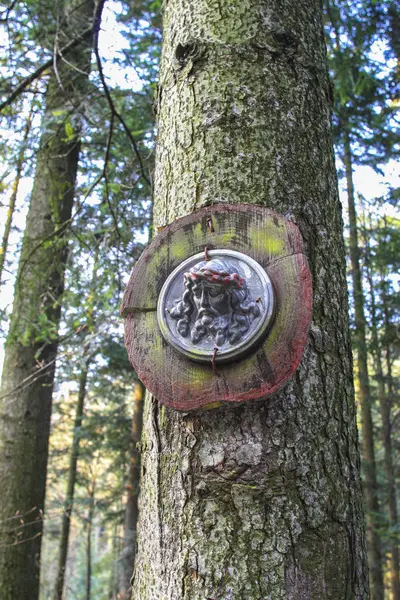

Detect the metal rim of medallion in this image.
[157,249,275,364]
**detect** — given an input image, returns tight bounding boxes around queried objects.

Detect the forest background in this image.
[0,0,398,599]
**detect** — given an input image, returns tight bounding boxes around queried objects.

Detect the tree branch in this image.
[0,26,95,113]
[0,0,18,24]
[93,27,150,186]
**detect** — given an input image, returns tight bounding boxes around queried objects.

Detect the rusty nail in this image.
[211,347,219,375]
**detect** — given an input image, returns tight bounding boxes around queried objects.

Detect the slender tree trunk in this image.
[108,521,118,600]
[0,2,101,598]
[381,268,400,599]
[53,358,91,600]
[343,131,384,600]
[0,107,33,286]
[53,246,99,600]
[365,251,400,600]
[85,482,95,600]
[131,1,369,598]
[119,381,144,600]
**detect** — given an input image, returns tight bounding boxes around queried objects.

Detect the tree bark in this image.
[0,1,99,598]
[0,106,33,286]
[343,131,384,600]
[119,381,144,600]
[131,1,369,599]
[365,246,400,600]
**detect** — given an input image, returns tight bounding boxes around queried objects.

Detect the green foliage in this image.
[325,0,399,168]
[0,0,398,597]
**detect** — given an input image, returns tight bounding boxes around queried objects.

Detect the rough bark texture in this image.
[131,1,369,598]
[343,132,384,600]
[0,1,97,598]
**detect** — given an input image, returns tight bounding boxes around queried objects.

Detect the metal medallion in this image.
[157,249,275,363]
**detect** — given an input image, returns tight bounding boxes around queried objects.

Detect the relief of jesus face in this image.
[170,258,261,348]
[190,280,234,346]
[192,281,232,320]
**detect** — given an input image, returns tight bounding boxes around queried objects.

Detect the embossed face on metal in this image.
[157,249,275,363]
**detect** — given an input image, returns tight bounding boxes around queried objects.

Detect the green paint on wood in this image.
[249,226,285,256]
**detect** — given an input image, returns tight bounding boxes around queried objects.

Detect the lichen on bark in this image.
[131,0,369,598]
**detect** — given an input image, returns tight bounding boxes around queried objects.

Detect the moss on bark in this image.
[0,1,97,597]
[132,0,369,598]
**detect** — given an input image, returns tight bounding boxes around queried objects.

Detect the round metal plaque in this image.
[157,249,275,363]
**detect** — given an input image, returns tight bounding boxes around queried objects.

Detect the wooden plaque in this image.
[122,204,312,410]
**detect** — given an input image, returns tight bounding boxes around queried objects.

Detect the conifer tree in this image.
[132,0,369,597]
[0,1,104,597]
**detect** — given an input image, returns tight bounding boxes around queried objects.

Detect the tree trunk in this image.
[0,2,100,598]
[52,357,91,600]
[365,249,400,600]
[131,1,369,599]
[382,266,400,599]
[0,106,33,286]
[53,242,99,600]
[343,131,384,600]
[85,481,95,600]
[108,521,119,600]
[119,381,144,600]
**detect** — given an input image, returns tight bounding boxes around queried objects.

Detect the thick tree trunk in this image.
[365,255,400,600]
[343,132,384,600]
[119,381,144,600]
[131,1,369,599]
[0,107,33,286]
[0,1,99,598]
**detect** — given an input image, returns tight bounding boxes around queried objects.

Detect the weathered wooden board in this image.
[122,204,312,410]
